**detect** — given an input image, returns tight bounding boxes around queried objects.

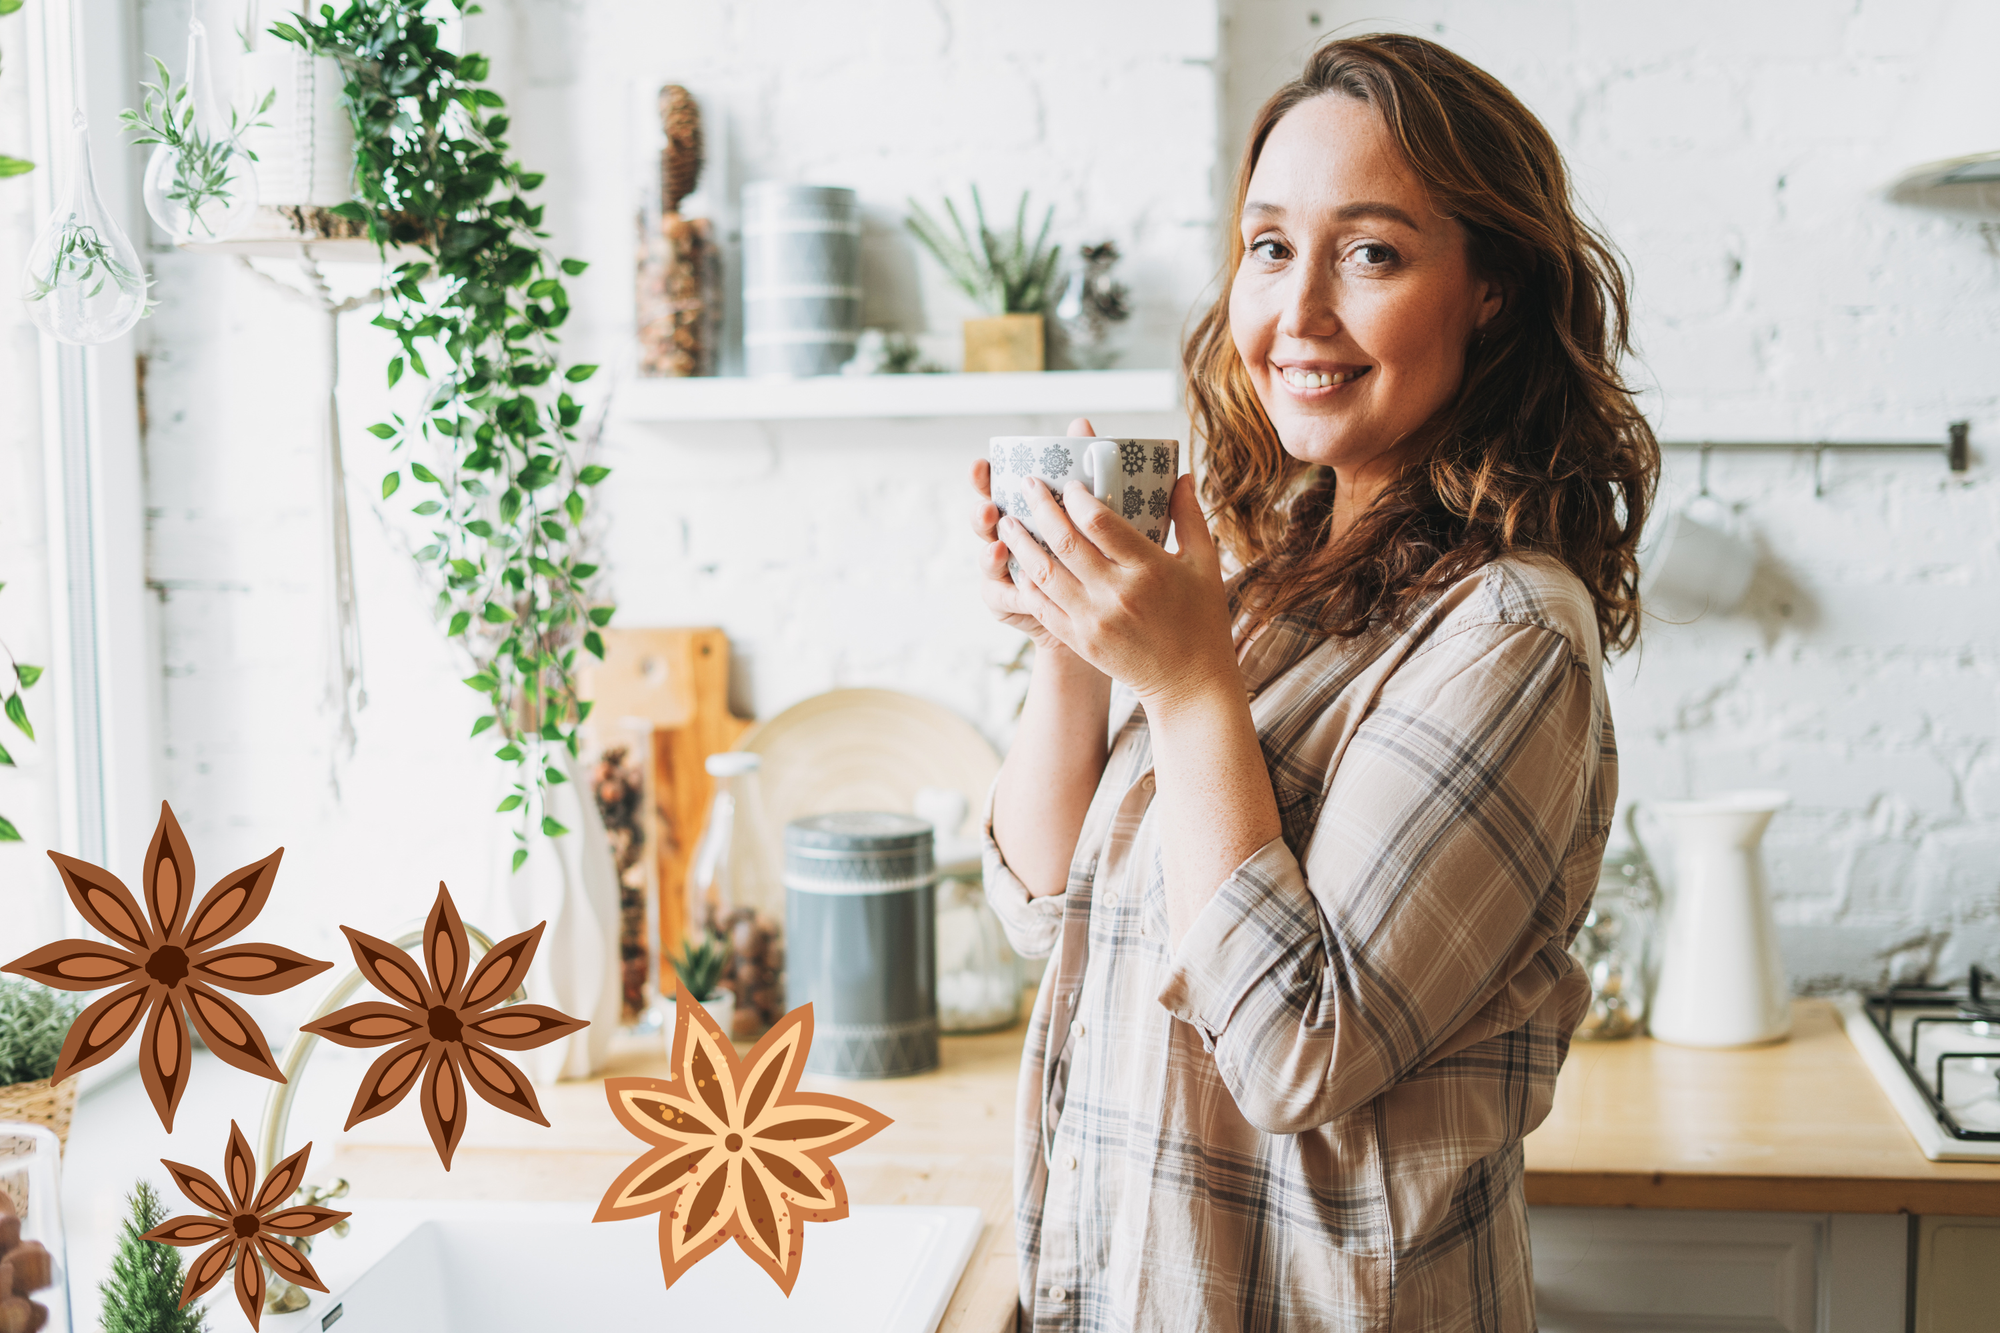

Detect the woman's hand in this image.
[998,464,1239,710]
[970,418,1097,658]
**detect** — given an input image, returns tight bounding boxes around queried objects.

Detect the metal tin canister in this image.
[783,812,938,1078]
[742,183,861,378]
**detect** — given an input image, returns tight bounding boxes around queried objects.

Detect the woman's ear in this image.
[1474,275,1504,334]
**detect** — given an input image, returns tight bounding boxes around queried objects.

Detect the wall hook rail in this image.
[1659,422,1970,498]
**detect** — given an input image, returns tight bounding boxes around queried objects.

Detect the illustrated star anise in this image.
[142,1120,350,1331]
[2,802,332,1130]
[303,883,587,1169]
[595,983,892,1295]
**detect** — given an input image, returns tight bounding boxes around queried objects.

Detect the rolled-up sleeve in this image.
[1156,621,1597,1135]
[980,779,1067,960]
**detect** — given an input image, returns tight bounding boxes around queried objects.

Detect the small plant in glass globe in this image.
[121,25,271,243]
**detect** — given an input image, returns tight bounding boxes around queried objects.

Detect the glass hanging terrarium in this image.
[21,113,148,345]
[127,20,264,243]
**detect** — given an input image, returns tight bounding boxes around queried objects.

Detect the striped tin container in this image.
[783,812,938,1078]
[742,183,862,378]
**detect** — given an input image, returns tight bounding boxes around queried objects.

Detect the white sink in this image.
[260,1201,983,1333]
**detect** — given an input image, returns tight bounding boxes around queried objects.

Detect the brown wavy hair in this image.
[1186,33,1658,651]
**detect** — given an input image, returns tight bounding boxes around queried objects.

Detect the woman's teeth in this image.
[1281,367,1366,389]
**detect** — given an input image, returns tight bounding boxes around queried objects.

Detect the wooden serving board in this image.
[580,628,752,962]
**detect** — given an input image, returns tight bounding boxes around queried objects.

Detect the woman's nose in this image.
[1276,261,1341,342]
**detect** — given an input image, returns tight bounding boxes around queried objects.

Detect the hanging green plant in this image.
[0,583,41,843]
[272,0,613,871]
[0,0,32,179]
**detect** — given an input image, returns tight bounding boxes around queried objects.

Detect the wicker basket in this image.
[0,1078,77,1149]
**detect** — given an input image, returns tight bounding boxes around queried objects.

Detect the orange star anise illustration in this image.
[303,883,587,1169]
[595,984,892,1296]
[142,1120,350,1330]
[2,802,332,1130]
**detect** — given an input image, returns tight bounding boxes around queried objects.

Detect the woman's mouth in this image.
[1275,364,1371,396]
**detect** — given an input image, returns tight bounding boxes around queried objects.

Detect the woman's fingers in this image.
[1167,475,1217,570]
[998,514,1080,605]
[1019,477,1112,581]
[1062,483,1154,566]
[1066,417,1096,438]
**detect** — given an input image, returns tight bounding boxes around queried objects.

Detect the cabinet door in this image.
[1529,1209,1908,1333]
[1913,1216,2000,1333]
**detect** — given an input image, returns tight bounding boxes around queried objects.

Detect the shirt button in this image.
[1063,1153,1078,1171]
[1049,1287,1068,1303]
[1070,1020,1086,1038]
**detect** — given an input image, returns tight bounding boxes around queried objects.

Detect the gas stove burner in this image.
[1844,967,2000,1158]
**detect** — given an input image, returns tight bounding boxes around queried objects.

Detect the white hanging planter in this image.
[204,43,368,251]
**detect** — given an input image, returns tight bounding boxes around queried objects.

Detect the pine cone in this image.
[660,85,704,214]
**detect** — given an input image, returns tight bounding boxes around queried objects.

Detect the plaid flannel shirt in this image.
[983,553,1614,1333]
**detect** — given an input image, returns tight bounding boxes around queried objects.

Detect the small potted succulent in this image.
[906,187,1061,373]
[671,935,735,1038]
[0,979,83,1145]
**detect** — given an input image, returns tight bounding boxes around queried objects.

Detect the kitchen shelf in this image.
[607,368,1180,422]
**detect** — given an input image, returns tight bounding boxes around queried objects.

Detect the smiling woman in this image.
[971,31,1660,1333]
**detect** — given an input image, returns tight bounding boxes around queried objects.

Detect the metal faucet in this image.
[256,923,525,1314]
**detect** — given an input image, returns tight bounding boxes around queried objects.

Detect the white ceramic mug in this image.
[1638,499,1757,618]
[987,436,1180,554]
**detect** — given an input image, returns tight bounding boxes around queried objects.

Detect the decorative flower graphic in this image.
[1122,485,1144,520]
[304,883,587,1169]
[1119,441,1146,475]
[2,801,332,1130]
[142,1120,350,1331]
[1148,489,1170,520]
[1039,443,1072,475]
[595,983,891,1296]
[1152,447,1173,475]
[1010,442,1034,473]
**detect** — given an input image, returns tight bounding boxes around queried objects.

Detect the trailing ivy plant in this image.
[0,583,41,843]
[273,0,614,871]
[0,0,32,179]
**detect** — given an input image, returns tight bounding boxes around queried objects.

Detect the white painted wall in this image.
[7,0,1998,1025]
[1226,0,2000,985]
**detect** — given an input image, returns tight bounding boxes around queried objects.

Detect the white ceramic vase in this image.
[500,755,624,1083]
[1646,790,1792,1048]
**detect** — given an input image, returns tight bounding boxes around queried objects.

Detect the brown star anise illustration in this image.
[595,984,892,1295]
[2,802,332,1130]
[303,883,587,1169]
[142,1120,350,1330]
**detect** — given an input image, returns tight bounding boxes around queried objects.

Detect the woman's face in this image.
[1230,94,1500,478]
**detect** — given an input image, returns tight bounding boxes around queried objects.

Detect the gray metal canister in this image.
[783,812,938,1078]
[742,183,861,377]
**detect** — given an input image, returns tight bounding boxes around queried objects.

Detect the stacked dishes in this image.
[784,813,939,1078]
[742,183,861,377]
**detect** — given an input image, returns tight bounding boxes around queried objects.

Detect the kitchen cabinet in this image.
[1911,1215,2000,1333]
[1529,1208,1906,1332]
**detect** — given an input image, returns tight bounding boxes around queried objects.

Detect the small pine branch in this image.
[0,980,82,1085]
[99,1181,209,1333]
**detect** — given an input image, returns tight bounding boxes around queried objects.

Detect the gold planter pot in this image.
[963,314,1045,373]
[0,1078,76,1150]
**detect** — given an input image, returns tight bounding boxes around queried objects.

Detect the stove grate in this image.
[1861,965,2000,1143]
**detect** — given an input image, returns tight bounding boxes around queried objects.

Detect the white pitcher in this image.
[1642,790,1792,1048]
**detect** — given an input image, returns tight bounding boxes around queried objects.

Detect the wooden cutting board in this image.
[580,627,752,964]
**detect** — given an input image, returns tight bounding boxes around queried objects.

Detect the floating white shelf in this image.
[607,368,1180,422]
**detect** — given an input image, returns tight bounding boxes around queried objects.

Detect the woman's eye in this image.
[1351,243,1398,268]
[1247,237,1290,263]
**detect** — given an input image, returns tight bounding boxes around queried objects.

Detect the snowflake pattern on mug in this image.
[1120,442,1146,475]
[1122,486,1144,520]
[1040,443,1072,475]
[1152,447,1173,476]
[1011,443,1034,474]
[1148,489,1169,519]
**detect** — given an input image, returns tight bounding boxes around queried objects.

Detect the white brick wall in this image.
[1228,0,2000,987]
[7,0,1995,993]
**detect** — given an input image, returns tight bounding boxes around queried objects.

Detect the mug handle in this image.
[1083,440,1120,504]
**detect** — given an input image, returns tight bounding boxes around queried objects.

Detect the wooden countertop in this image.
[318,994,1999,1333]
[1522,998,2000,1216]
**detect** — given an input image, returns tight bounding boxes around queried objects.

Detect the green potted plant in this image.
[0,979,83,1144]
[671,934,735,1037]
[100,1181,208,1333]
[906,187,1061,373]
[0,581,41,843]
